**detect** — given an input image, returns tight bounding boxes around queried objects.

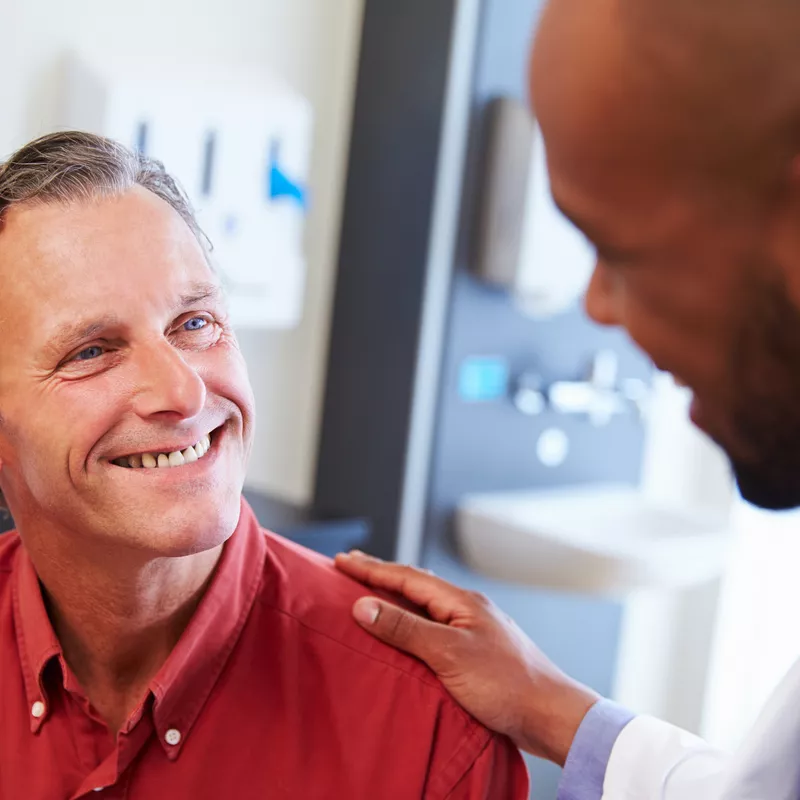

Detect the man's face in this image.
[532,0,800,510]
[0,187,255,555]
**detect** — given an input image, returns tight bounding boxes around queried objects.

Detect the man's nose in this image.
[132,341,206,421]
[583,261,622,327]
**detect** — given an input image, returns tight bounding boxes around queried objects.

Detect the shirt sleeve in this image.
[442,733,530,799]
[558,699,637,800]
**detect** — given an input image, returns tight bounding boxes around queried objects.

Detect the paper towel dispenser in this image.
[474,97,595,319]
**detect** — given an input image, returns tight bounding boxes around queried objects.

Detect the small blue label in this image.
[268,141,308,211]
[458,357,509,402]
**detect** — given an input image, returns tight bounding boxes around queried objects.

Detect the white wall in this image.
[3,0,364,504]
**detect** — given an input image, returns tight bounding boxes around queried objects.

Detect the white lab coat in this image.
[603,656,800,798]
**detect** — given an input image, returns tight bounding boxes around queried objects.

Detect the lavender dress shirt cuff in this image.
[557,699,636,800]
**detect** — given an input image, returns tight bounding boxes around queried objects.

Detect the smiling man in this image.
[0,131,528,800]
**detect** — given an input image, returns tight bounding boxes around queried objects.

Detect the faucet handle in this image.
[589,349,619,389]
[547,350,647,426]
[622,377,651,421]
[512,372,546,416]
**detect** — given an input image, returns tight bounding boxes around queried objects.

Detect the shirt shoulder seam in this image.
[264,600,473,710]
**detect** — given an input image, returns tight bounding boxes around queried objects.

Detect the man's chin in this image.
[142,523,234,557]
[108,490,243,557]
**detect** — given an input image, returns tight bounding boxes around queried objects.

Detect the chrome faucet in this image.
[512,351,649,426]
[548,350,648,426]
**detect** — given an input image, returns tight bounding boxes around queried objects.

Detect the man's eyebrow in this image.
[44,316,122,357]
[178,282,224,308]
[42,283,225,359]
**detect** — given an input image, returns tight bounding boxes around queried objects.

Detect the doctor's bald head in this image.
[532,0,800,204]
[530,0,800,511]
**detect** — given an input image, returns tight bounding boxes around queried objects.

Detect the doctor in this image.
[336,0,800,797]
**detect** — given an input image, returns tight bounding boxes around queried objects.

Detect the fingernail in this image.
[349,550,377,561]
[353,598,380,626]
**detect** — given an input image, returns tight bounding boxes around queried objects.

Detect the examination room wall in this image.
[2,0,365,505]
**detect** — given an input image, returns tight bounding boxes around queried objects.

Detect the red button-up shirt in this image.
[0,499,528,799]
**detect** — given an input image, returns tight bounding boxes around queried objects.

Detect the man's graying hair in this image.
[0,130,208,251]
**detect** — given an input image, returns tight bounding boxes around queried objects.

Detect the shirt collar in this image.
[12,497,267,751]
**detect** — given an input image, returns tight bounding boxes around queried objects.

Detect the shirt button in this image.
[31,701,45,718]
[165,728,181,746]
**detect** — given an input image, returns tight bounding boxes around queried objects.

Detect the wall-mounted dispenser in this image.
[474,97,595,319]
[61,54,313,329]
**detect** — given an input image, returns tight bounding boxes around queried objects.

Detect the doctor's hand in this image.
[334,551,600,766]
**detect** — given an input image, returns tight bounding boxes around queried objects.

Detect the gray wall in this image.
[314,0,458,560]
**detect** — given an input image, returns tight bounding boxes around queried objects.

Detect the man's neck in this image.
[29,538,223,734]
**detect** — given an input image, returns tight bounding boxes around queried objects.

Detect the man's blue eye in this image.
[75,345,103,361]
[184,317,208,331]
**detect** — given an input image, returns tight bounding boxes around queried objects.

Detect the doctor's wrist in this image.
[518,678,601,766]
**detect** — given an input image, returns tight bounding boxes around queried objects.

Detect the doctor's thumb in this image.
[352,597,446,663]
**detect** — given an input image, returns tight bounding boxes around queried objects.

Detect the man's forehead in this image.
[0,188,206,281]
[0,189,218,349]
[3,187,196,254]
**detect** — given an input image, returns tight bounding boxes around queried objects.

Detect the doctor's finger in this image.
[335,553,473,625]
[351,595,460,664]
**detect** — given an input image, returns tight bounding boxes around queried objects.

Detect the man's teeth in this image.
[114,434,212,469]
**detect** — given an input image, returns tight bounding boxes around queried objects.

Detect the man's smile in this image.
[106,425,225,470]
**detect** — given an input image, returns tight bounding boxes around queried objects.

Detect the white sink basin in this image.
[455,485,732,596]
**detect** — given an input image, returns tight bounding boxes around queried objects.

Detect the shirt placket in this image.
[66,693,156,799]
